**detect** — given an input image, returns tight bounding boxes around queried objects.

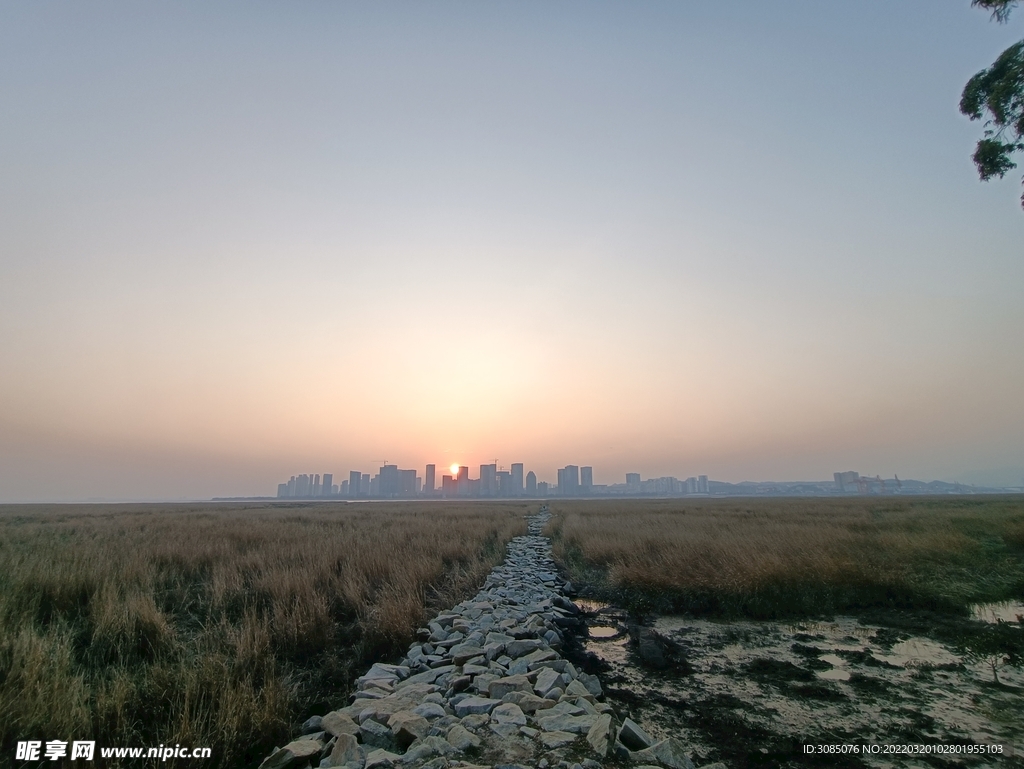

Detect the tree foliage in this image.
[960,0,1024,207]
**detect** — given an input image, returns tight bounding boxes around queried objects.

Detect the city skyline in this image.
[2,3,1023,502]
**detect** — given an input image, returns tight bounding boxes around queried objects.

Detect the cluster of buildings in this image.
[275,463,711,500]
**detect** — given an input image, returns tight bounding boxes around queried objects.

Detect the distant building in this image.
[581,466,593,491]
[834,471,859,492]
[457,466,470,497]
[480,464,497,496]
[698,475,708,494]
[560,465,580,496]
[341,479,349,495]
[511,463,524,495]
[322,473,333,497]
[526,471,537,494]
[497,470,512,497]
[400,469,417,495]
[537,481,549,495]
[361,474,370,495]
[441,474,456,496]
[349,470,362,497]
[686,477,697,494]
[424,464,436,493]
[625,473,640,492]
[277,483,289,498]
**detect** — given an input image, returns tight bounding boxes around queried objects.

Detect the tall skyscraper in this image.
[698,475,709,494]
[277,483,289,498]
[581,466,593,491]
[480,464,497,496]
[341,479,349,495]
[424,464,436,493]
[561,465,580,495]
[361,473,370,494]
[511,463,524,495]
[322,473,333,497]
[400,469,417,495]
[313,473,321,497]
[379,465,401,497]
[457,466,470,497]
[526,471,537,494]
[349,470,361,497]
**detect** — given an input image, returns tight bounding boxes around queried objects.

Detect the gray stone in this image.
[487,675,533,700]
[539,731,577,749]
[259,739,323,769]
[501,691,555,714]
[322,711,360,738]
[445,724,481,752]
[302,716,324,734]
[397,736,453,764]
[577,672,602,697]
[585,714,613,757]
[359,719,396,751]
[453,697,501,717]
[490,702,527,726]
[411,702,446,720]
[459,713,489,730]
[536,713,597,734]
[506,639,544,658]
[363,749,401,769]
[387,711,428,748]
[618,717,654,750]
[327,733,361,769]
[533,668,562,698]
[450,644,486,665]
[632,738,695,769]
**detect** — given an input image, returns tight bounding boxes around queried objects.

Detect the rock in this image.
[533,668,562,698]
[618,717,654,750]
[487,674,533,700]
[397,736,454,764]
[520,726,539,738]
[536,713,597,734]
[322,711,360,738]
[585,714,613,757]
[453,697,501,717]
[411,702,446,720]
[302,716,324,734]
[501,691,555,714]
[489,721,521,739]
[450,644,486,665]
[490,702,527,726]
[363,748,401,769]
[445,724,481,751]
[359,719,396,751]
[387,712,428,748]
[459,713,489,730]
[632,738,695,769]
[506,639,544,658]
[327,733,361,768]
[259,739,323,769]
[631,627,668,670]
[576,672,602,697]
[539,731,577,749]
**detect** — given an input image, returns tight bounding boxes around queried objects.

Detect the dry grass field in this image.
[546,496,1024,618]
[0,501,530,767]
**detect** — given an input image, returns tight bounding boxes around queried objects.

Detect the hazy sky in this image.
[2,2,1023,501]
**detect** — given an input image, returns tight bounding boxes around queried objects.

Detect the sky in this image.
[1,1,1023,501]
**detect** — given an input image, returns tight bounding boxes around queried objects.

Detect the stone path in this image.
[259,506,707,769]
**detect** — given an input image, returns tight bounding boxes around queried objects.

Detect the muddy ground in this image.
[563,601,1023,769]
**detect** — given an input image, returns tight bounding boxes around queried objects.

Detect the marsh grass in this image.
[0,501,529,767]
[546,496,1024,619]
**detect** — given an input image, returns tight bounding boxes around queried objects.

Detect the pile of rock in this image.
[258,507,711,769]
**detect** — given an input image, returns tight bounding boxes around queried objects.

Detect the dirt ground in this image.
[565,601,1024,769]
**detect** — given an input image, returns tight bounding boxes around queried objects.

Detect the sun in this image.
[449,463,460,476]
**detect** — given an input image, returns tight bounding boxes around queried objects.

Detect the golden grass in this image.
[0,501,530,767]
[546,496,1024,617]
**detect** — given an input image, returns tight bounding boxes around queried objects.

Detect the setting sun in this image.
[449,463,459,476]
